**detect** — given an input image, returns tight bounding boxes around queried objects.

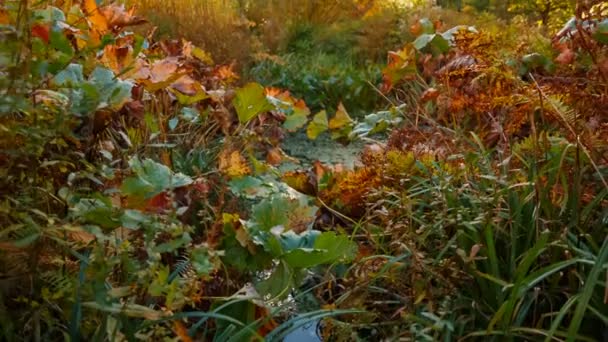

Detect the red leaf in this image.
[32,24,50,44]
[145,192,171,213]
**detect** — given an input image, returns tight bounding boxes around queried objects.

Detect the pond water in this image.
[281,131,366,170]
[283,320,322,342]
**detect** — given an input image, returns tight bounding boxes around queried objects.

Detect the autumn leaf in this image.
[100,4,147,30]
[266,148,283,165]
[214,63,239,83]
[173,321,193,342]
[218,149,251,178]
[306,110,328,139]
[100,44,135,74]
[0,8,9,25]
[283,100,310,131]
[31,24,50,44]
[420,88,440,103]
[329,103,352,130]
[382,44,418,92]
[233,82,273,124]
[555,48,575,65]
[83,0,109,43]
[281,170,317,196]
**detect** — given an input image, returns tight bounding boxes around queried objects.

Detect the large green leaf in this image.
[282,232,357,268]
[413,34,450,54]
[53,64,133,115]
[53,63,84,86]
[233,82,273,123]
[255,261,293,300]
[121,158,193,199]
[89,66,133,110]
[71,196,121,229]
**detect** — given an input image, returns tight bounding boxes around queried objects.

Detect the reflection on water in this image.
[283,320,322,342]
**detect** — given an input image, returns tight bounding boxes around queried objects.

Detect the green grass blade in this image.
[544,294,579,342]
[566,237,608,342]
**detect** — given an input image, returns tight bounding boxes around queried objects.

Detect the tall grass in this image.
[130,0,251,63]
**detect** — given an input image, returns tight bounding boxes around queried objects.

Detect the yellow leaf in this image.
[329,102,352,130]
[218,149,251,178]
[83,0,108,44]
[306,110,328,140]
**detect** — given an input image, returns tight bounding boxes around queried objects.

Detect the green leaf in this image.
[152,233,192,253]
[306,110,328,140]
[121,158,193,199]
[50,30,73,55]
[171,88,209,105]
[13,233,41,248]
[191,248,214,276]
[228,176,270,198]
[53,63,84,86]
[593,19,608,44]
[249,196,291,232]
[233,82,273,123]
[282,232,357,268]
[89,67,133,110]
[413,34,450,54]
[72,197,121,229]
[180,107,203,123]
[283,106,309,131]
[278,230,321,251]
[168,117,179,131]
[419,18,435,34]
[120,209,150,230]
[255,261,293,300]
[567,238,608,341]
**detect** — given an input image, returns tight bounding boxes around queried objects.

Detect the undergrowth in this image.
[1,0,607,341]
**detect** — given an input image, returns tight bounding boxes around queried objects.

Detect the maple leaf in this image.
[83,0,109,43]
[214,63,239,83]
[100,4,146,30]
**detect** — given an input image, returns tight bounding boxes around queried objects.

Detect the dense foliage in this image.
[1,0,607,341]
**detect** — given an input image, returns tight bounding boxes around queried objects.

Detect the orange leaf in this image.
[266,148,283,165]
[145,192,171,213]
[0,8,9,25]
[409,22,422,36]
[420,88,440,103]
[173,321,193,342]
[83,0,109,42]
[100,4,147,29]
